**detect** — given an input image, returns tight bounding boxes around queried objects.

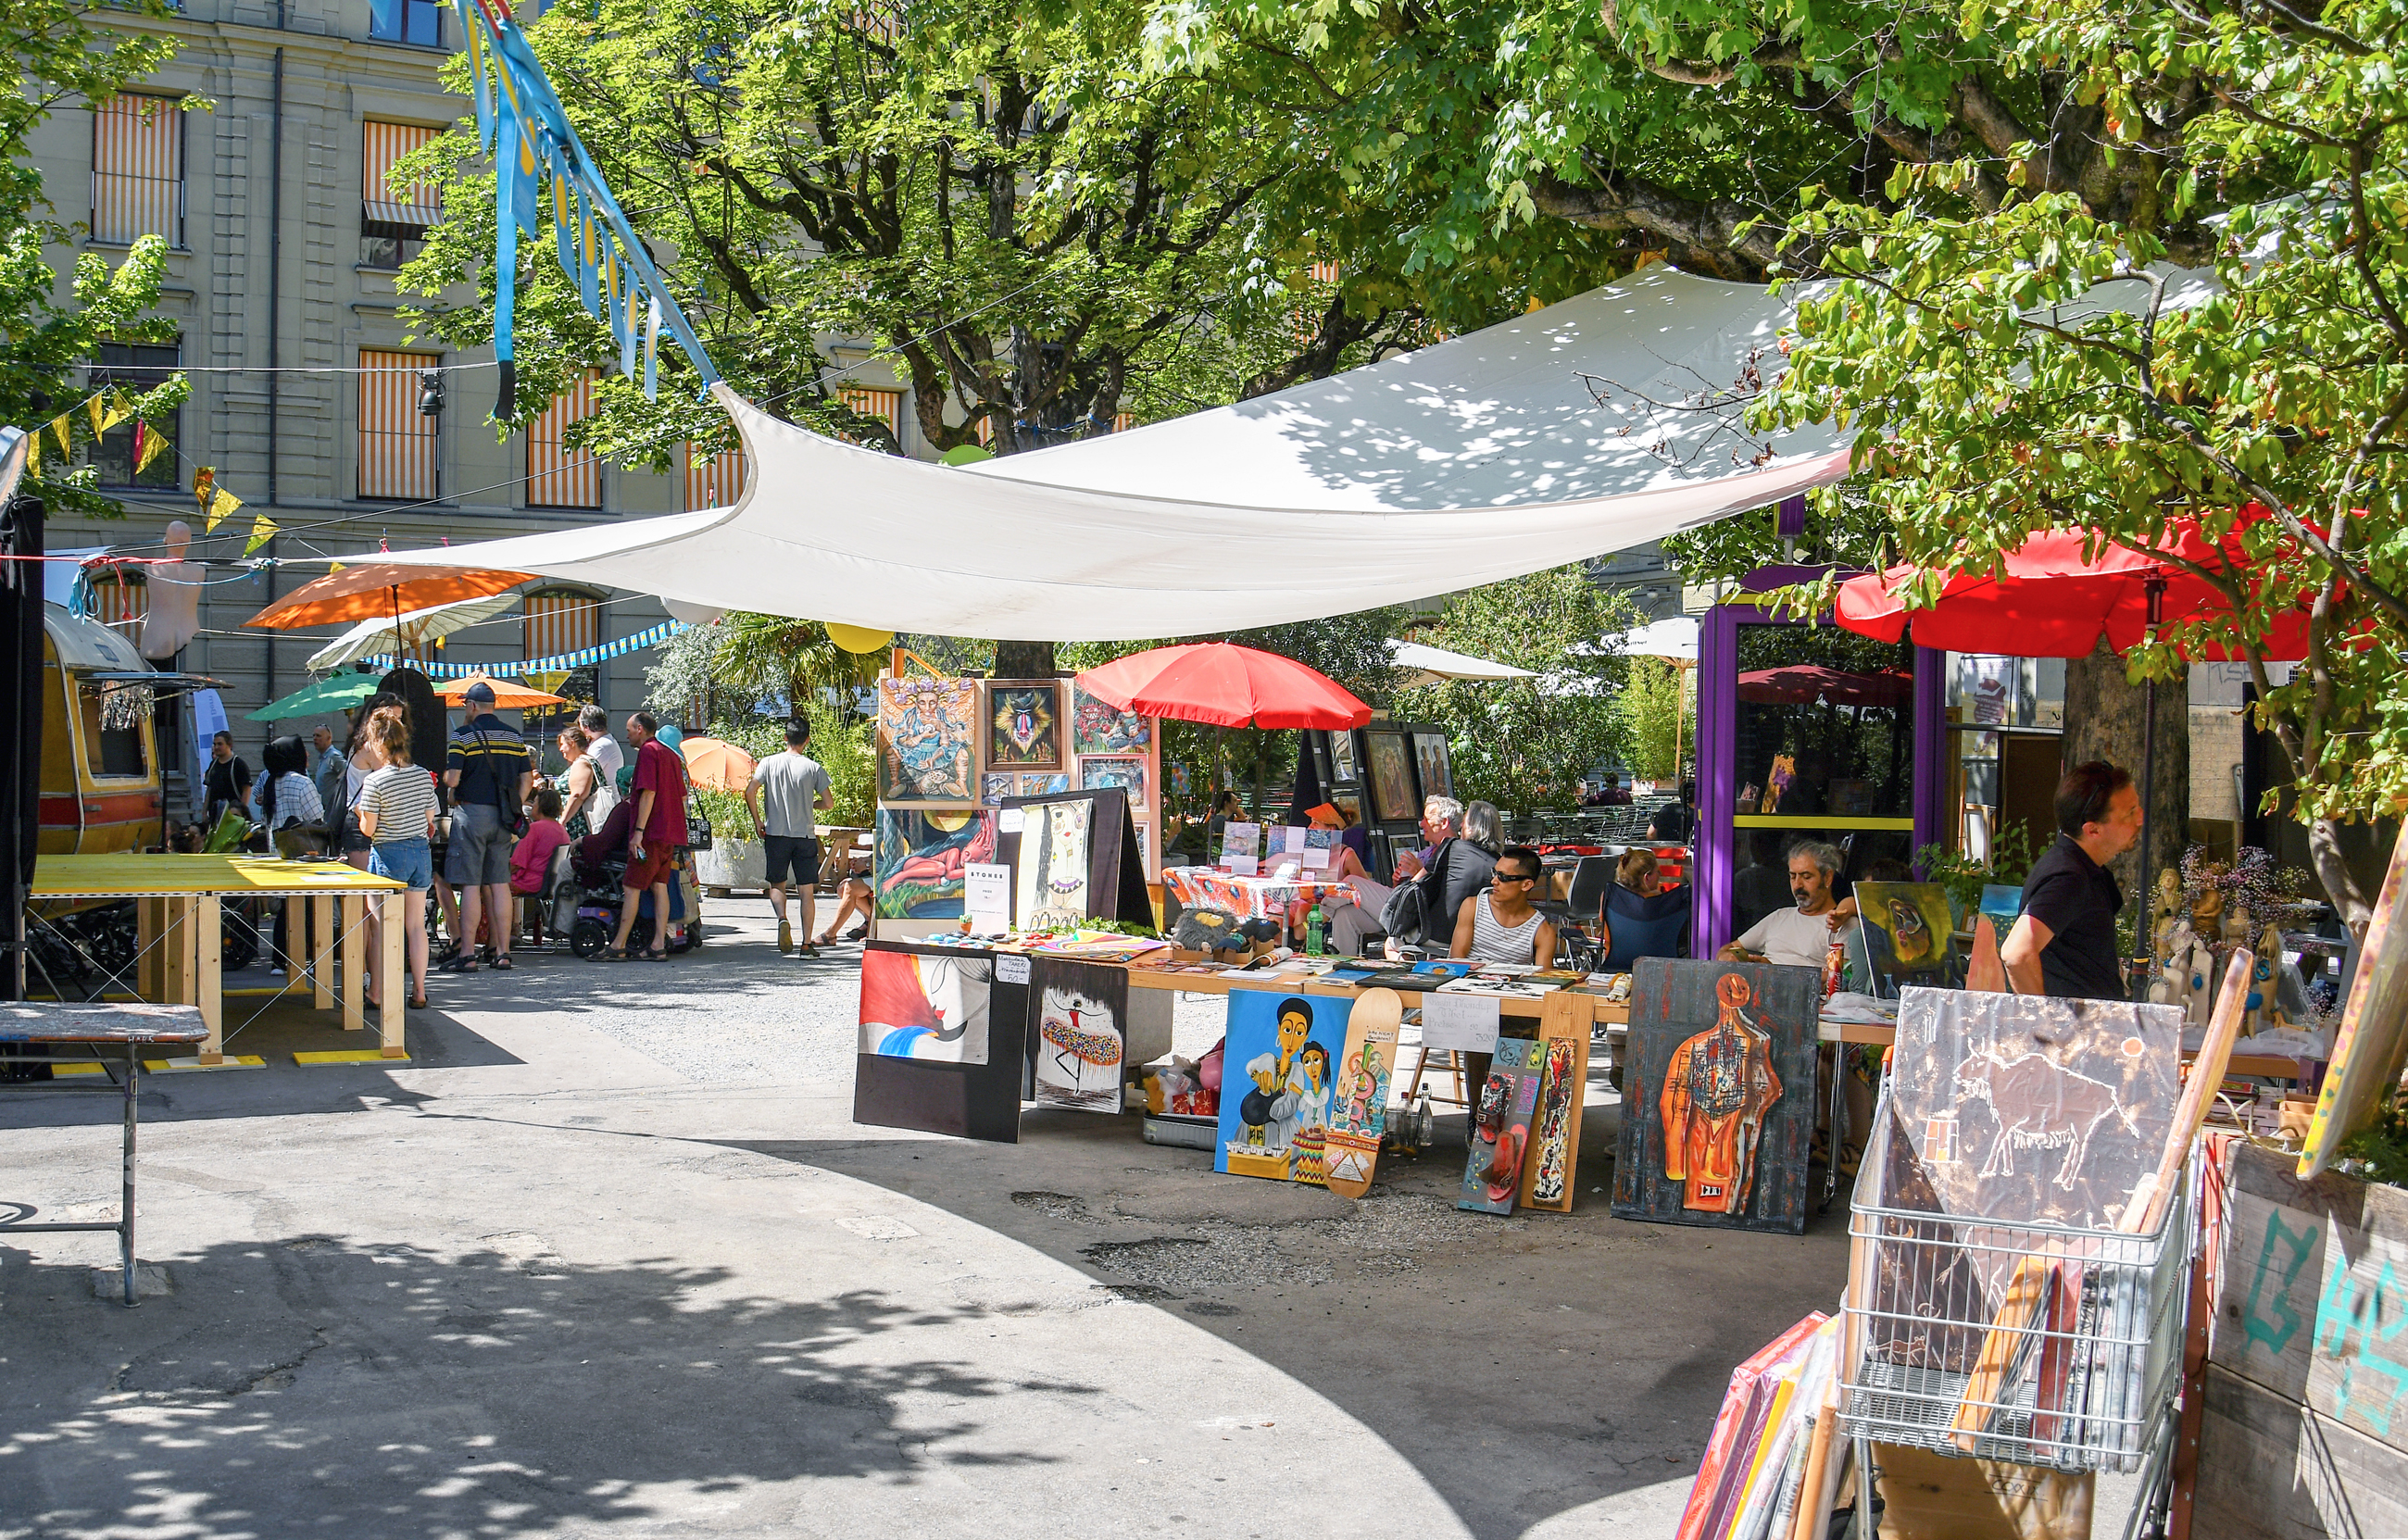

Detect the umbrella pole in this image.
[2133,571,2168,989]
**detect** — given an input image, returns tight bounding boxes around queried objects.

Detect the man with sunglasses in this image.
[1449,845,1560,1105]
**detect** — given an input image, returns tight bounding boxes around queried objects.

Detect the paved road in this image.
[0,910,1855,1539]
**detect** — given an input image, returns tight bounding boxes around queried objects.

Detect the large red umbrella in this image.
[1834,510,2312,662]
[1834,507,2310,927]
[1073,643,1373,729]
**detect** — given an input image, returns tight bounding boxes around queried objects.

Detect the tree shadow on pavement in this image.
[0,1234,1073,1536]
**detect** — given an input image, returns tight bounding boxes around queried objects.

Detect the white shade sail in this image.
[1388,638,1538,686]
[304,591,522,670]
[1602,617,1702,662]
[381,267,1854,640]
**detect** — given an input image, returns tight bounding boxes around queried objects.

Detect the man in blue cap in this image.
[442,680,533,970]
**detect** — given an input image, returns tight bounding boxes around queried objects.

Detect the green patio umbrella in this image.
[247,673,381,721]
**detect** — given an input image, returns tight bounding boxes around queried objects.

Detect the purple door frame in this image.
[1692,566,1948,958]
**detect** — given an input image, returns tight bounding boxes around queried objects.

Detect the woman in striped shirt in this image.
[355,709,436,1009]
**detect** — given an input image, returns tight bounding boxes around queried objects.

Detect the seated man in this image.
[1319,795,1462,956]
[1718,839,1857,969]
[812,878,874,946]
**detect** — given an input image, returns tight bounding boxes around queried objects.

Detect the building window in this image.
[90,94,182,246]
[682,443,746,510]
[358,349,440,500]
[836,386,904,446]
[361,121,440,269]
[526,373,602,508]
[89,341,180,488]
[80,684,148,779]
[369,0,441,46]
[523,588,601,660]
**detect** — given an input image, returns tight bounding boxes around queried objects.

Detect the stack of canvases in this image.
[871,674,1163,928]
[1679,979,2219,1540]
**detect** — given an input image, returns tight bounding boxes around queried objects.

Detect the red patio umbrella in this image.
[1073,642,1373,730]
[1737,665,1913,707]
[1834,507,2312,927]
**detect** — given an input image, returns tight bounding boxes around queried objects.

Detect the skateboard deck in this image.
[1460,1035,1541,1215]
[2301,825,2408,1177]
[1519,992,1592,1212]
[1322,988,1402,1199]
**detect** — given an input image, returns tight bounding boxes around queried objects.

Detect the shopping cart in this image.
[1837,1096,2194,1539]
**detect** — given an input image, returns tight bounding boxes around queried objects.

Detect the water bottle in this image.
[1306,907,1326,957]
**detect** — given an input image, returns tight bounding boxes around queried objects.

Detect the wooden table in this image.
[0,1002,207,1305]
[1128,964,1630,1027]
[30,855,410,1063]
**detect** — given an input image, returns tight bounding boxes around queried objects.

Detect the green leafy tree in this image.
[1616,655,1692,783]
[1391,566,1642,814]
[5,0,191,516]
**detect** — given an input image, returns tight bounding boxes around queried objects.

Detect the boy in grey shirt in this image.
[746,719,835,956]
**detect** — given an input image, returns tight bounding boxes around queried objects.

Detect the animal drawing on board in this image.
[1032,969,1123,1112]
[876,678,976,804]
[1882,987,2180,1234]
[1071,687,1153,756]
[988,683,1061,770]
[1015,798,1093,930]
[1662,972,1785,1215]
[857,946,991,1065]
[873,810,997,919]
[1214,990,1352,1184]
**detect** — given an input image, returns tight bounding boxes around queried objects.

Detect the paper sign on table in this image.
[998,808,1025,834]
[1225,854,1260,876]
[996,954,1030,984]
[964,862,1011,932]
[1421,992,1501,1053]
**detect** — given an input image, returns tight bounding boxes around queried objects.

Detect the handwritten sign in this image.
[1421,992,1501,1053]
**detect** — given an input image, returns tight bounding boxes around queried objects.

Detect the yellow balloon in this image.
[827,622,895,655]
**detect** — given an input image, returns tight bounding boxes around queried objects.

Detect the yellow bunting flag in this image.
[134,420,169,472]
[49,416,72,455]
[88,394,108,436]
[24,430,40,478]
[97,393,132,434]
[244,512,278,556]
[328,559,345,572]
[207,487,244,533]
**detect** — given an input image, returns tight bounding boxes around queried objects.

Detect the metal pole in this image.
[2136,571,2167,990]
[120,1045,138,1305]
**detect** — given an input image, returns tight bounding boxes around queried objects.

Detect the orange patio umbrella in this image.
[246,562,539,632]
[678,736,758,792]
[433,674,565,709]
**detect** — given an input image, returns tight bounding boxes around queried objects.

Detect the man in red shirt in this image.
[608,711,688,959]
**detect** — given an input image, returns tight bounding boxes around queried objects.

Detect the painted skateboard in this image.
[1519,991,1592,1212]
[1322,988,1402,1199]
[1460,1035,1542,1216]
[2301,825,2408,1177]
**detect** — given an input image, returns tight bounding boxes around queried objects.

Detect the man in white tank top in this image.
[1451,845,1557,968]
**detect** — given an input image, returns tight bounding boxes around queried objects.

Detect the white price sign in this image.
[964,862,1011,933]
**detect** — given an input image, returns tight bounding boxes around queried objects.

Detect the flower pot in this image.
[695,836,766,894]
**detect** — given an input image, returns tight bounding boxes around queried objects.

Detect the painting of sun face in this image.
[986,682,1062,770]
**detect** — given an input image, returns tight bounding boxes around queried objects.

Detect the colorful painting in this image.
[1614,958,1821,1233]
[1411,731,1453,801]
[1016,772,1070,795]
[1881,986,2180,1233]
[1216,989,1354,1183]
[986,681,1062,770]
[1856,881,1959,993]
[873,809,998,919]
[1329,789,1361,827]
[1079,755,1146,803]
[1071,685,1152,756]
[1014,796,1093,930]
[1461,1036,1542,1215]
[876,677,977,804]
[1365,732,1417,822]
[857,946,990,1064]
[1524,1032,1584,1209]
[1029,957,1127,1113]
[1328,730,1359,785]
[981,772,1015,808]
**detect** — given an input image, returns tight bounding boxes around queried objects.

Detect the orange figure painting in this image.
[1660,972,1785,1215]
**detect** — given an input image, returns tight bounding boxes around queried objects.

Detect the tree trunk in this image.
[2061,640,2189,912]
[993,642,1056,678]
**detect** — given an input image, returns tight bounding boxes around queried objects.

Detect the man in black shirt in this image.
[2003,760,2143,999]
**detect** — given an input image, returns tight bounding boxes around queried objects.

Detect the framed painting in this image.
[985,680,1062,770]
[1613,958,1822,1233]
[1411,731,1453,802]
[1328,789,1361,827]
[1854,882,1961,995]
[1016,771,1070,796]
[1365,732,1418,822]
[1079,755,1146,803]
[1328,729,1360,786]
[876,677,977,805]
[1070,685,1153,757]
[873,808,999,919]
[981,772,1016,808]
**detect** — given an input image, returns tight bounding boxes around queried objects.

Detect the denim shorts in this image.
[369,836,434,890]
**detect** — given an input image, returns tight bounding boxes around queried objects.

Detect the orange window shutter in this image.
[526,374,602,508]
[92,94,182,244]
[358,349,440,499]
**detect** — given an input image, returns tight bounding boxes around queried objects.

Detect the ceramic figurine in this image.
[2150,920,2195,1010]
[2183,935,2217,1033]
[2151,870,2186,965]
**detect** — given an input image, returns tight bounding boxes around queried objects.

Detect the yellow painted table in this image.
[30,855,409,1063]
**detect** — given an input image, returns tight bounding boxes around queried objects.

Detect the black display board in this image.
[997,784,1150,929]
[852,940,1030,1143]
